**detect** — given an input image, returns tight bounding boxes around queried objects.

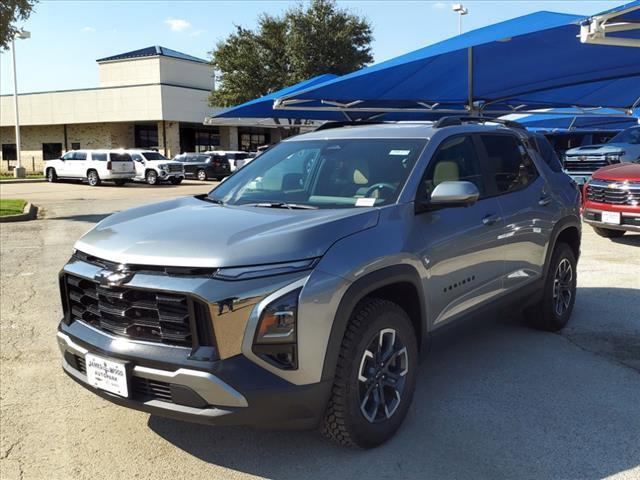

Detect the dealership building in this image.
[0,46,281,173]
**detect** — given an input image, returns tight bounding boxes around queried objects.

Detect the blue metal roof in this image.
[96,46,208,64]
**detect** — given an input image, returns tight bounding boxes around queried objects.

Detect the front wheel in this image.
[525,242,577,331]
[323,298,418,448]
[47,168,57,183]
[146,170,158,185]
[593,226,625,238]
[87,170,101,186]
[197,169,208,181]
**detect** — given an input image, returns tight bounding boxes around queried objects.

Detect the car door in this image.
[130,153,145,179]
[57,151,74,176]
[70,151,87,178]
[476,133,554,291]
[414,134,505,328]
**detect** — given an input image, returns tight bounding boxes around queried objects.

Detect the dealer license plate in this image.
[601,211,621,225]
[85,353,129,397]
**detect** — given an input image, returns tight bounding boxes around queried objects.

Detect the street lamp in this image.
[11,29,30,179]
[452,3,468,35]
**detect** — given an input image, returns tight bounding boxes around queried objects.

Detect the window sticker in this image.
[389,149,411,156]
[356,197,376,207]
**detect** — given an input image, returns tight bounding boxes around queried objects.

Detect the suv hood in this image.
[565,144,625,156]
[75,196,379,268]
[592,162,640,182]
[145,160,182,166]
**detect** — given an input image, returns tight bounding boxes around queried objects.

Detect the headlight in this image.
[215,258,317,280]
[605,152,624,163]
[252,288,301,369]
[158,163,168,169]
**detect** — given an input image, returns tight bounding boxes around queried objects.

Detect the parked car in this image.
[173,152,231,181]
[563,125,640,186]
[56,118,581,448]
[45,149,135,186]
[582,162,640,238]
[204,150,252,172]
[539,129,620,160]
[127,149,185,185]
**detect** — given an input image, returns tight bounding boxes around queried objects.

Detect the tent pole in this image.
[467,46,475,116]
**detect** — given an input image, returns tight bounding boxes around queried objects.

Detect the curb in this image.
[0,178,46,184]
[0,202,38,223]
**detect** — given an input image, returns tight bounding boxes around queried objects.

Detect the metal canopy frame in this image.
[580,3,640,48]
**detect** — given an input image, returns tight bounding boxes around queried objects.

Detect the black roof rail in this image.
[433,115,527,130]
[314,120,387,132]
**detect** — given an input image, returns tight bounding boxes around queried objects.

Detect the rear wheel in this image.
[197,169,207,181]
[87,170,101,187]
[323,298,418,448]
[145,170,158,185]
[525,242,577,331]
[593,226,625,238]
[170,177,183,185]
[46,168,57,183]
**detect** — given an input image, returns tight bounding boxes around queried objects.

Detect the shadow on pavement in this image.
[149,291,640,479]
[610,233,640,246]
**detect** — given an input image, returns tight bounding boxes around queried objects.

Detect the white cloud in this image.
[189,29,206,38]
[165,18,191,32]
[81,26,95,32]
[432,2,447,9]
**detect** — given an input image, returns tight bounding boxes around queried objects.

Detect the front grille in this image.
[586,180,640,206]
[167,164,183,173]
[132,377,173,402]
[65,274,193,347]
[564,155,614,173]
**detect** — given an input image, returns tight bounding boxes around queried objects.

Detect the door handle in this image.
[538,196,552,206]
[482,214,502,226]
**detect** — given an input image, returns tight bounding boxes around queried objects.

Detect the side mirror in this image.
[418,181,480,212]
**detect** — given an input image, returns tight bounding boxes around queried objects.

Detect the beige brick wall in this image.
[158,121,180,158]
[0,122,137,173]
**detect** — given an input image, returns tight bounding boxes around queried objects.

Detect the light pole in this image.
[11,29,30,179]
[452,3,468,35]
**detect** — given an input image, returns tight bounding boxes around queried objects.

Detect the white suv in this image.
[45,150,136,186]
[127,149,185,185]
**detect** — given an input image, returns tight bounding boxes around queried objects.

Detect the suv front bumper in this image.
[57,320,331,429]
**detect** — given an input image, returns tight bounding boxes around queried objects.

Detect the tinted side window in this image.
[92,153,107,161]
[74,152,87,160]
[423,135,485,197]
[61,152,74,161]
[479,134,538,194]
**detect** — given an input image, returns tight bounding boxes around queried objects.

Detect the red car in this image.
[582,162,640,238]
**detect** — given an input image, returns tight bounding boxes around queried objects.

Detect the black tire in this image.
[87,170,101,187]
[323,298,418,448]
[593,226,625,238]
[145,170,158,185]
[197,169,208,181]
[170,177,183,185]
[114,179,126,186]
[46,168,57,183]
[525,242,577,331]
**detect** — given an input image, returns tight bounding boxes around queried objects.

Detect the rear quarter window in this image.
[92,153,107,161]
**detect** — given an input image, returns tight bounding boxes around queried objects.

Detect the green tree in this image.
[1,0,37,50]
[210,0,372,107]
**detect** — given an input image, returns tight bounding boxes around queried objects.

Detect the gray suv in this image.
[57,119,581,448]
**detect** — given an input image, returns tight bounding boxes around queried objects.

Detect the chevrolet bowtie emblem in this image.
[94,268,133,287]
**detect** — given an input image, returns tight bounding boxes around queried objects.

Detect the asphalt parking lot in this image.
[1,180,639,480]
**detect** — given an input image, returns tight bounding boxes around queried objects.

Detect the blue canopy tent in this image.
[274,5,640,119]
[206,74,344,122]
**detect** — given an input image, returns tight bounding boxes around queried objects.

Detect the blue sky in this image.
[0,1,622,95]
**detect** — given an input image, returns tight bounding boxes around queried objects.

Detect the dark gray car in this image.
[57,119,581,448]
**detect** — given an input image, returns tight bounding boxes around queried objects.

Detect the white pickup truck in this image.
[45,149,136,186]
[127,149,185,185]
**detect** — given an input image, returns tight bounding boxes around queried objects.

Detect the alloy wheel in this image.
[88,172,98,186]
[197,170,207,181]
[552,258,573,316]
[357,328,409,423]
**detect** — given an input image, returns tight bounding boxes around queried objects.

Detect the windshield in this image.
[609,127,640,145]
[142,152,169,161]
[207,138,426,209]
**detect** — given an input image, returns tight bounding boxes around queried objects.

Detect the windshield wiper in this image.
[197,194,225,205]
[245,202,318,210]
